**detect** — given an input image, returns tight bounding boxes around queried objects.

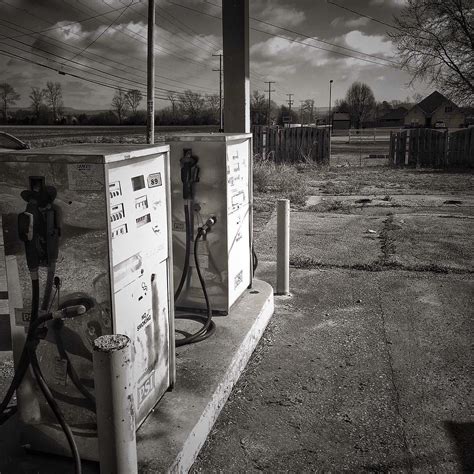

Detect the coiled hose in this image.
[174,204,216,347]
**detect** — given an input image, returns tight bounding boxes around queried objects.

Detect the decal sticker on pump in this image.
[147,172,162,188]
[14,308,31,326]
[138,372,156,406]
[234,270,243,290]
[67,163,104,191]
[172,221,186,232]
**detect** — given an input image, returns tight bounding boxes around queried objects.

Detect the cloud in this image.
[330,17,370,28]
[251,0,305,27]
[250,36,330,69]
[370,0,406,6]
[342,30,394,56]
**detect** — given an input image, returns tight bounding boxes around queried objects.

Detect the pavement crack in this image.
[289,257,473,275]
[377,298,414,473]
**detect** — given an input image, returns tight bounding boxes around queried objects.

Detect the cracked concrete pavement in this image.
[192,167,473,472]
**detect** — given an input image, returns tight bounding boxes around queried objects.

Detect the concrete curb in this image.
[137,279,274,473]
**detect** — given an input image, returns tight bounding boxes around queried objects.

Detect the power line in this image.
[0,1,142,41]
[0,48,169,99]
[0,0,216,71]
[62,0,136,65]
[204,0,400,66]
[0,18,216,93]
[0,32,205,98]
[325,1,401,31]
[165,0,401,69]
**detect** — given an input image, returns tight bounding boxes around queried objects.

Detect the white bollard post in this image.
[276,199,290,295]
[93,334,138,474]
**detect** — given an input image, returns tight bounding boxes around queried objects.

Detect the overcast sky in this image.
[0,0,430,111]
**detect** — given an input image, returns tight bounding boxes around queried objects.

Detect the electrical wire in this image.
[0,18,216,93]
[164,0,402,69]
[62,0,136,65]
[325,0,402,31]
[0,1,142,41]
[0,48,168,98]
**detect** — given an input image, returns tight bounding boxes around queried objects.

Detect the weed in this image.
[253,159,309,206]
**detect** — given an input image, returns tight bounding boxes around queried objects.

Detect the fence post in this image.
[276,199,290,295]
[93,334,138,474]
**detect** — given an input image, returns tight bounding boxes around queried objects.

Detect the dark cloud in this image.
[0,0,426,110]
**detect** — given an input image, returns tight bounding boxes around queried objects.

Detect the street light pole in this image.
[329,79,333,135]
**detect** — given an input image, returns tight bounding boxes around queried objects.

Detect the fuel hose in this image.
[174,205,216,347]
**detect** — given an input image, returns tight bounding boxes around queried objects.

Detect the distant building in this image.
[332,112,350,130]
[404,91,465,128]
[378,107,407,127]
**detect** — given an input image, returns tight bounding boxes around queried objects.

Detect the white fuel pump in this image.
[168,133,254,325]
[0,144,175,466]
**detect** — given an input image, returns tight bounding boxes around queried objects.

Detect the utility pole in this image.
[265,81,275,127]
[300,100,305,124]
[328,79,333,135]
[286,93,294,124]
[212,53,224,132]
[146,0,155,144]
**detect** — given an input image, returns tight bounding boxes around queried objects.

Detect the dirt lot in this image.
[192,160,473,472]
[0,131,473,472]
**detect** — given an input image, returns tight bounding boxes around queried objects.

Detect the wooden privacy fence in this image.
[449,128,474,167]
[252,126,330,164]
[389,127,474,168]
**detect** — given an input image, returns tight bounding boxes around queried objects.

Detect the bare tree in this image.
[167,93,178,117]
[43,81,63,122]
[29,87,44,120]
[390,0,474,106]
[125,89,143,115]
[301,99,315,123]
[111,87,129,124]
[0,83,20,122]
[345,82,376,128]
[251,90,277,125]
[179,90,205,120]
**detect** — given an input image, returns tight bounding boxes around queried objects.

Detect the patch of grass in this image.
[253,159,309,206]
[319,180,361,195]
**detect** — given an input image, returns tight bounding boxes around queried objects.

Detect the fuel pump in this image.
[0,144,175,469]
[169,133,254,324]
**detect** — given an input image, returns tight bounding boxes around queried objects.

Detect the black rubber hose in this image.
[41,267,55,311]
[252,246,258,274]
[52,320,96,409]
[28,347,82,474]
[175,231,216,347]
[0,313,51,425]
[174,203,191,301]
[31,277,40,322]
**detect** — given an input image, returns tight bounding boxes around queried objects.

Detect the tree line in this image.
[1,81,64,124]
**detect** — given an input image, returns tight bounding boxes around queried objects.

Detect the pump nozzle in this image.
[198,215,217,236]
[180,148,200,200]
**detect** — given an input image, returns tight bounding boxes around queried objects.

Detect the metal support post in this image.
[146,0,155,144]
[276,199,290,295]
[93,335,137,474]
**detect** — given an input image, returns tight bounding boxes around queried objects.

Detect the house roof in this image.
[416,91,456,115]
[380,107,408,121]
[333,112,350,121]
